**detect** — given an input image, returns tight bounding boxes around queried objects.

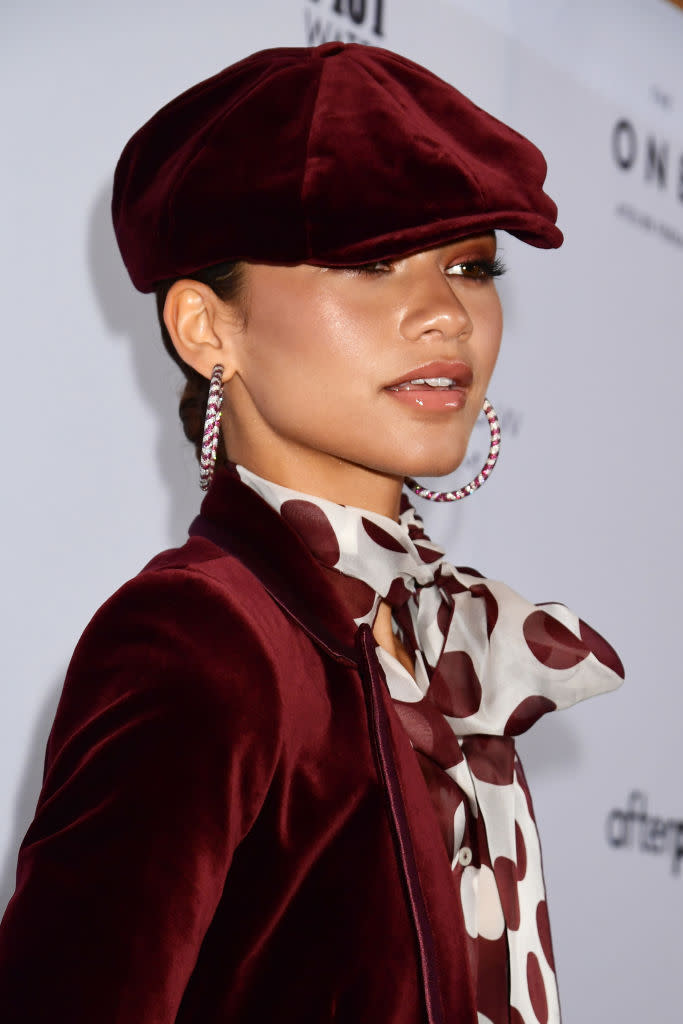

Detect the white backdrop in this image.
[2,1,682,1020]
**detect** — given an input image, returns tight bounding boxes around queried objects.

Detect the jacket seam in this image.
[357,625,445,1024]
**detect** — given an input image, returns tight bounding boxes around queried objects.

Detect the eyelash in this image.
[447,256,507,280]
[350,256,507,279]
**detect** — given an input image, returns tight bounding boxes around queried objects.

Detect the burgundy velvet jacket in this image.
[0,469,479,1023]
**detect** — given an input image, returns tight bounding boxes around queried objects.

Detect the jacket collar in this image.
[189,467,359,666]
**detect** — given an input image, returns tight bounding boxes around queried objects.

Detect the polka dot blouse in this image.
[237,464,624,1024]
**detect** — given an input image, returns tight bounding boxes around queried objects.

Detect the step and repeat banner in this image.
[2,1,682,1019]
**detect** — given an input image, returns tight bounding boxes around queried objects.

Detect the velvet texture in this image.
[0,469,479,1023]
[112,42,563,292]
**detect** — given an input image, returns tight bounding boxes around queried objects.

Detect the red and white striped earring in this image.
[404,398,501,502]
[199,364,224,491]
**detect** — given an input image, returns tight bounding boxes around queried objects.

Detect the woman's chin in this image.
[398,453,468,480]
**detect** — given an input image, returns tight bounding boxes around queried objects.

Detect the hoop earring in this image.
[199,364,224,491]
[404,398,501,502]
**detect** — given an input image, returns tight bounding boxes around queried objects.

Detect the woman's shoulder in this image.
[91,533,292,652]
[51,535,293,752]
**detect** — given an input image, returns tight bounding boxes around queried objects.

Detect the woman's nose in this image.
[399,272,473,343]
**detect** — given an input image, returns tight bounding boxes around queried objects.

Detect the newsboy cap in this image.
[112,42,562,293]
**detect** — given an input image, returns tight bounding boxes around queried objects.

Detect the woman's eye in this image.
[446,257,507,280]
[353,260,393,275]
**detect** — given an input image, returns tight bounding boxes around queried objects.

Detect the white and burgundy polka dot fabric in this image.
[237,465,624,1024]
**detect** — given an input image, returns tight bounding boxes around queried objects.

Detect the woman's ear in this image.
[163,280,242,381]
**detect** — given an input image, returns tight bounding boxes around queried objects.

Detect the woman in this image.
[0,42,623,1023]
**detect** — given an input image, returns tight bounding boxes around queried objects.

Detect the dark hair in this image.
[155,262,246,467]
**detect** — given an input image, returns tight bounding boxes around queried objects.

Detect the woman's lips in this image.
[384,360,472,410]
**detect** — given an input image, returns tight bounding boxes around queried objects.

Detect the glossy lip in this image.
[384,360,473,391]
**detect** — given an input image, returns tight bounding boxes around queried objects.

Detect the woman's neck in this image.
[231,451,405,520]
[372,601,415,677]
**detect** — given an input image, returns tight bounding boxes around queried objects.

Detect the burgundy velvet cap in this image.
[112,42,563,293]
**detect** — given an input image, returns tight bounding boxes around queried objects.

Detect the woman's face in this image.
[222,233,503,515]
